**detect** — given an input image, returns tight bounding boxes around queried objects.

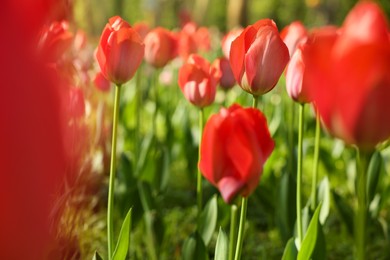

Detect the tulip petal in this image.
[218,176,245,204]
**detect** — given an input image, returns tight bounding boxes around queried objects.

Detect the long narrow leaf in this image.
[112,208,132,260]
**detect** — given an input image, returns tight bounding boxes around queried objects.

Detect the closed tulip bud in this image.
[199,104,274,203]
[285,44,310,103]
[213,57,236,90]
[93,71,111,92]
[230,19,290,96]
[144,27,177,68]
[305,2,390,149]
[222,28,243,59]
[178,54,221,108]
[280,21,308,57]
[96,16,144,85]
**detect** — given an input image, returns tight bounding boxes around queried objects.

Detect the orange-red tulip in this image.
[230,19,289,96]
[199,104,274,203]
[178,54,221,108]
[304,2,390,149]
[93,71,111,92]
[96,16,144,85]
[221,28,243,59]
[213,57,236,90]
[144,27,177,68]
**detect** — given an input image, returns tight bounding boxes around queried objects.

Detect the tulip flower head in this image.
[213,57,236,90]
[144,27,177,68]
[178,54,221,108]
[230,19,290,96]
[280,21,308,57]
[199,104,274,203]
[96,16,144,85]
[304,2,390,149]
[222,27,243,59]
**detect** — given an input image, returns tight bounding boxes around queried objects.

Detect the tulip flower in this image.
[133,21,150,40]
[144,27,177,68]
[230,19,289,96]
[199,104,274,203]
[222,27,243,59]
[93,71,111,92]
[213,57,236,90]
[285,44,310,103]
[280,21,308,57]
[96,16,144,85]
[304,2,390,150]
[178,54,221,108]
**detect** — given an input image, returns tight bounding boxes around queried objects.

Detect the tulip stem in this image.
[197,108,205,214]
[153,69,160,137]
[296,103,304,246]
[229,204,238,260]
[107,84,122,259]
[310,111,321,211]
[252,95,258,109]
[135,64,143,164]
[234,197,248,260]
[355,149,371,260]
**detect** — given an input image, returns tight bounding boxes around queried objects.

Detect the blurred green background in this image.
[73,0,390,36]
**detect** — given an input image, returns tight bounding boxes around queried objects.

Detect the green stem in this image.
[234,197,248,260]
[310,111,321,211]
[252,95,258,109]
[296,104,304,246]
[135,64,143,163]
[229,204,238,260]
[107,84,122,259]
[355,150,371,260]
[152,69,160,137]
[197,108,205,214]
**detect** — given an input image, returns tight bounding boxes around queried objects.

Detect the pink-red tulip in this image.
[199,104,274,203]
[230,19,290,96]
[285,44,310,103]
[177,23,198,59]
[96,16,144,85]
[178,54,221,108]
[144,27,177,68]
[221,27,243,59]
[280,21,308,57]
[213,57,236,90]
[93,71,111,92]
[133,21,150,40]
[304,2,390,149]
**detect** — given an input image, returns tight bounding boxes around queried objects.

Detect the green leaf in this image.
[197,195,218,246]
[282,238,298,260]
[112,208,132,260]
[367,151,383,203]
[332,190,354,235]
[92,251,103,260]
[135,134,154,177]
[317,177,330,225]
[214,227,228,260]
[298,203,326,260]
[278,171,297,242]
[182,232,209,260]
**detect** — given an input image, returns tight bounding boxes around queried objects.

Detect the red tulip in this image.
[195,27,211,52]
[178,54,221,108]
[280,21,308,57]
[304,2,390,149]
[93,71,111,92]
[199,104,274,203]
[38,20,73,62]
[285,44,310,103]
[213,57,236,90]
[230,19,290,96]
[96,16,144,85]
[222,28,243,59]
[144,27,177,68]
[133,21,150,40]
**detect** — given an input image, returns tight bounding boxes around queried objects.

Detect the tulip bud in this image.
[144,27,177,68]
[199,104,274,203]
[178,54,221,108]
[230,19,289,96]
[213,57,236,90]
[96,16,144,85]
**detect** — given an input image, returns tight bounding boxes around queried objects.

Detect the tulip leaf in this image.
[297,203,326,260]
[92,251,103,260]
[281,237,298,260]
[317,177,330,225]
[367,151,383,204]
[112,208,132,260]
[214,227,228,260]
[332,190,354,235]
[197,195,218,246]
[135,133,154,177]
[182,232,209,260]
[278,171,297,242]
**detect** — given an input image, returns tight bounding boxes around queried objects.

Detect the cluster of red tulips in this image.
[1,0,389,259]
